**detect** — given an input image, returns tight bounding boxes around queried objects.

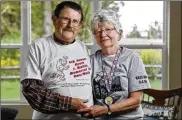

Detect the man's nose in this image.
[67,20,73,27]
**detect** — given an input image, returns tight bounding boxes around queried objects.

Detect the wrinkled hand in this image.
[77,105,108,118]
[71,98,88,111]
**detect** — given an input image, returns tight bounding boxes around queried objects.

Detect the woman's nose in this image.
[100,30,107,37]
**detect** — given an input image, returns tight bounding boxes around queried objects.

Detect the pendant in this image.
[105,96,113,105]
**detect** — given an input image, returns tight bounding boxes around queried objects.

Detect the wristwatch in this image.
[106,104,112,115]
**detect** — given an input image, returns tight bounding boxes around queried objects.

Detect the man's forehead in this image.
[59,8,81,17]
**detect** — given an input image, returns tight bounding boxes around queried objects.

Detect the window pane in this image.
[102,1,163,44]
[76,1,93,44]
[1,2,21,44]
[31,1,93,44]
[31,1,44,41]
[137,49,162,90]
[1,49,20,100]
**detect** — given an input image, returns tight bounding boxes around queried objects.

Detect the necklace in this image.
[102,47,121,93]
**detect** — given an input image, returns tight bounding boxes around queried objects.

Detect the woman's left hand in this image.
[78,105,108,117]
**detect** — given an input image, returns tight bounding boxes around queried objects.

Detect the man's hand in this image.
[71,98,88,110]
[77,105,108,118]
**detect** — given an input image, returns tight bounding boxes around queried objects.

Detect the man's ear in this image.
[52,15,57,25]
[79,21,84,29]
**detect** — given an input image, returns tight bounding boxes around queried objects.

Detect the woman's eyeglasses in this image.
[94,28,115,36]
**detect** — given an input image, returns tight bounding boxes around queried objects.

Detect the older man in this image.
[21,1,93,120]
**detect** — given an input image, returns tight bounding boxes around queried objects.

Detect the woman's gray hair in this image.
[91,9,122,34]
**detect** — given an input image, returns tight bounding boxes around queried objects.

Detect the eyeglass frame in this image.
[93,28,116,36]
[57,16,82,27]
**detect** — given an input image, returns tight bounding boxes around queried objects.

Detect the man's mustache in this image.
[63,28,74,32]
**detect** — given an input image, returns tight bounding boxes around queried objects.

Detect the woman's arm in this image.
[78,91,143,117]
[109,91,142,113]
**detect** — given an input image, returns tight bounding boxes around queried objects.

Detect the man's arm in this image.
[21,79,87,114]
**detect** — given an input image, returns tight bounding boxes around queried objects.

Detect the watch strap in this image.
[106,104,112,115]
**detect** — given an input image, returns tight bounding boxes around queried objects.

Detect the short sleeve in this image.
[128,53,151,92]
[21,43,42,81]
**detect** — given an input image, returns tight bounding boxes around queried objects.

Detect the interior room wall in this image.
[169,1,182,89]
[169,1,182,119]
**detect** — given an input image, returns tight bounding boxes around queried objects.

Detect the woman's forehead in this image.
[94,21,114,29]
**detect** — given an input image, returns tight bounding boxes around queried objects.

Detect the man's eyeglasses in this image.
[94,28,115,36]
[58,17,81,27]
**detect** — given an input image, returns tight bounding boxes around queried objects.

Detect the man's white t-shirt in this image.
[21,35,93,120]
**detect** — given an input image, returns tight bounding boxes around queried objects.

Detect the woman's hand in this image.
[78,105,108,118]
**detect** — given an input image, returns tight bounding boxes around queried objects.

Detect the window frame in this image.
[1,1,169,103]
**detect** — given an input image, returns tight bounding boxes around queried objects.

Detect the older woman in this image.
[78,9,151,120]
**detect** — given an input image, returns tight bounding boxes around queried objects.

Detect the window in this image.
[101,1,166,90]
[31,1,93,44]
[1,48,20,100]
[1,1,21,101]
[1,2,21,44]
[0,1,168,102]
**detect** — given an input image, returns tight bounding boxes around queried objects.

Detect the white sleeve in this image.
[21,43,42,81]
[128,53,151,92]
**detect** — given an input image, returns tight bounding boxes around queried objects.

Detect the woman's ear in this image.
[118,31,123,41]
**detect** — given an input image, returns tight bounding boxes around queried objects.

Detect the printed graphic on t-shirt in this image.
[43,56,92,88]
[93,71,124,101]
[56,56,69,81]
[135,75,148,84]
[49,56,91,81]
[69,57,91,78]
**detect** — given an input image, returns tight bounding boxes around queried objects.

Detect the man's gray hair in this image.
[91,9,122,34]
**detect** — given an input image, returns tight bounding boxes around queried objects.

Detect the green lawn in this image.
[150,79,162,90]
[1,80,162,100]
[1,80,20,100]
